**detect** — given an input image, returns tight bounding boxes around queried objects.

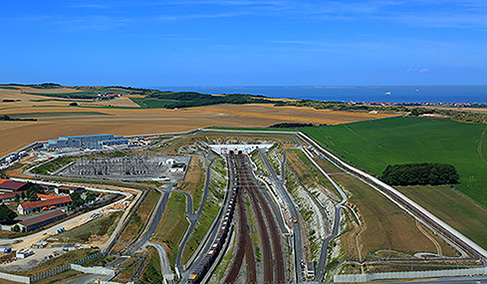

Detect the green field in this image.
[130,97,177,108]
[301,116,487,206]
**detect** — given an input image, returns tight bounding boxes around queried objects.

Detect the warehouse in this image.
[17,196,72,215]
[18,210,67,232]
[43,134,128,150]
[0,180,30,192]
[0,192,20,203]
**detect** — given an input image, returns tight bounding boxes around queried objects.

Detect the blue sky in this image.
[1,0,486,86]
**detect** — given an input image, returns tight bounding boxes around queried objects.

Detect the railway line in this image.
[224,152,285,283]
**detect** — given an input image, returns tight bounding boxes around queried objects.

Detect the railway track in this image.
[224,152,285,283]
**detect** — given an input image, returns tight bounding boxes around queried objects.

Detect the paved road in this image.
[146,241,172,278]
[126,183,173,255]
[259,149,304,282]
[295,146,348,282]
[175,155,214,270]
[63,273,102,284]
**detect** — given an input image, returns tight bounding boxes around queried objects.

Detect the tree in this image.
[0,204,17,224]
[12,224,20,232]
[20,191,26,200]
[69,192,85,209]
[14,194,20,203]
[85,193,96,204]
[28,190,38,202]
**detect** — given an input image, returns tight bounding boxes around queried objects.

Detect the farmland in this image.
[301,116,487,206]
[0,85,398,157]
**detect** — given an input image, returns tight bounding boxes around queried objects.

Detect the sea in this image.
[153,86,487,104]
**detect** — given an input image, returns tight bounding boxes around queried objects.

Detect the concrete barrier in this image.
[334,267,487,282]
[71,264,115,276]
[0,271,30,283]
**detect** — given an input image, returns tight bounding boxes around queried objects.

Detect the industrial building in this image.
[0,179,30,192]
[55,185,85,195]
[17,196,72,215]
[18,210,67,232]
[0,192,21,203]
[43,134,128,150]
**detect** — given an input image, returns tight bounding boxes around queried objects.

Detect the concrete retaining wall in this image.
[334,267,487,282]
[0,271,30,283]
[71,264,115,276]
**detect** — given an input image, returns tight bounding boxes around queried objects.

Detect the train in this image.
[188,153,240,283]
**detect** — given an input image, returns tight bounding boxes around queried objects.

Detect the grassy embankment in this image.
[182,157,227,264]
[112,188,160,253]
[141,246,164,283]
[301,116,487,250]
[180,157,205,213]
[31,156,74,175]
[57,212,122,244]
[151,192,188,269]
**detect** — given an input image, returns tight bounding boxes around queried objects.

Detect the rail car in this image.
[188,154,240,284]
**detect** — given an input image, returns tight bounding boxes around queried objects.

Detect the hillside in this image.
[0,84,276,108]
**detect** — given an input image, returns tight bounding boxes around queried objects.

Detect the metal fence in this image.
[334,267,487,282]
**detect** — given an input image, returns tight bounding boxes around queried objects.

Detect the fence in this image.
[0,271,30,284]
[27,251,105,283]
[334,267,487,282]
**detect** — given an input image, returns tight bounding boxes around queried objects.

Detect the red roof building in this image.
[0,180,30,192]
[18,210,67,232]
[17,196,72,215]
[0,191,22,203]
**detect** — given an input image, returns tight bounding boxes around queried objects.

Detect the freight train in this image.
[188,153,239,283]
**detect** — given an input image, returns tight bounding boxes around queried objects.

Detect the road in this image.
[175,155,214,270]
[126,183,173,256]
[295,144,348,282]
[146,241,172,279]
[63,273,102,284]
[259,149,304,282]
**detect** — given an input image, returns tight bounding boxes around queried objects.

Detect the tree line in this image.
[381,163,460,186]
[0,114,37,121]
[148,92,274,109]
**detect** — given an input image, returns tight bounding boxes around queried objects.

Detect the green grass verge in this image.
[32,156,74,175]
[151,192,188,268]
[301,116,487,206]
[182,157,226,265]
[57,211,122,243]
